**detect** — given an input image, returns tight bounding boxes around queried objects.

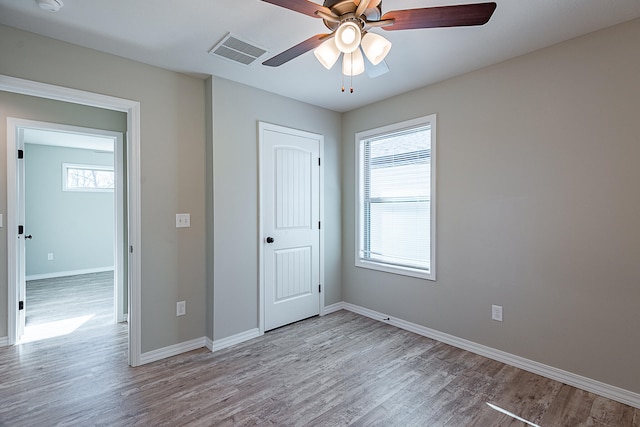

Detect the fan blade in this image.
[263,34,332,67]
[381,2,497,31]
[261,0,331,19]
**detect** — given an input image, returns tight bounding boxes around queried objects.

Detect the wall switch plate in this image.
[492,305,503,322]
[177,301,186,316]
[176,213,190,228]
[0,213,3,227]
[47,253,54,261]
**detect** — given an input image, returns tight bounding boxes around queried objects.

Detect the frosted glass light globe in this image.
[361,33,392,65]
[335,22,362,53]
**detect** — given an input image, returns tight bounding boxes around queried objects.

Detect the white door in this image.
[260,122,322,331]
[17,135,26,340]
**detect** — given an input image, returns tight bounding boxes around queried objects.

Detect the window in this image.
[355,115,436,280]
[63,163,114,192]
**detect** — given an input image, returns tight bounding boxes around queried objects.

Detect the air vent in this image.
[209,34,267,66]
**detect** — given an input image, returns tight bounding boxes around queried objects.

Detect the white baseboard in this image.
[210,328,260,352]
[322,302,346,315]
[342,302,640,409]
[205,337,214,351]
[139,324,310,366]
[139,337,206,365]
[26,266,114,281]
[0,336,8,347]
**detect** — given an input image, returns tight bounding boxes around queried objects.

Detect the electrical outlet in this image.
[176,213,190,228]
[176,301,186,316]
[492,305,503,322]
[47,253,54,261]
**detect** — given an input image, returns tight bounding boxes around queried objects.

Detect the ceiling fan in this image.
[261,0,497,89]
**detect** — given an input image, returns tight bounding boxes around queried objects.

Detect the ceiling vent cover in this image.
[209,34,267,66]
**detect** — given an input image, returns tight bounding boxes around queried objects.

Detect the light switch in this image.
[0,213,3,228]
[176,213,190,228]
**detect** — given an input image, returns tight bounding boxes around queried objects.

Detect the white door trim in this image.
[1,74,142,366]
[257,121,325,335]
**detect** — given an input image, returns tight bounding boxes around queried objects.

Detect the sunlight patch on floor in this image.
[19,314,95,344]
[486,402,541,427]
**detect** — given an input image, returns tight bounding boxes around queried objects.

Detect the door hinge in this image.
[19,301,24,310]
[130,245,134,254]
[18,225,24,235]
[18,149,24,159]
[318,284,322,293]
[318,157,321,166]
[318,221,321,230]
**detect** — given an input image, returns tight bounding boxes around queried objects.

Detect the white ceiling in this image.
[23,128,115,152]
[1,0,639,112]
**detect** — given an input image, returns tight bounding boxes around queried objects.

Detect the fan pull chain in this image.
[350,53,354,93]
[340,54,355,94]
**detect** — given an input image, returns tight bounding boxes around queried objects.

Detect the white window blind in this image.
[356,115,436,280]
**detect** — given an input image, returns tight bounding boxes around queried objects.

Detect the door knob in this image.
[24,234,33,240]
[266,237,275,244]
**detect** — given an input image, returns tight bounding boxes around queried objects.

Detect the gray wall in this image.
[0,24,207,353]
[342,19,640,394]
[211,77,342,340]
[25,144,114,277]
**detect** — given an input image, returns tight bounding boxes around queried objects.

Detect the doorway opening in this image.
[14,122,125,344]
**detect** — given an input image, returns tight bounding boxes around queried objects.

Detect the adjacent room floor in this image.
[20,271,114,343]
[0,276,637,426]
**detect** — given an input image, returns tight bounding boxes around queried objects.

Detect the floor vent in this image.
[209,34,267,66]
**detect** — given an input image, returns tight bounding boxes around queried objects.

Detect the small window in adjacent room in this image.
[63,163,114,192]
[355,114,436,280]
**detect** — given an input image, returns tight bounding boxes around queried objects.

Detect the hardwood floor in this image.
[26,271,114,325]
[1,289,638,426]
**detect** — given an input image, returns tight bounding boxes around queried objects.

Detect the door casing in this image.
[2,74,143,366]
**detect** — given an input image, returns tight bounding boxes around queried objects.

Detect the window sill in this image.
[355,259,435,281]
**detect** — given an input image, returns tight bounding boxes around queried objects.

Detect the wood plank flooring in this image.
[1,281,638,426]
[26,271,114,326]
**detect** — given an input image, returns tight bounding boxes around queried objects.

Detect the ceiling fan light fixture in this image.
[361,32,392,65]
[313,38,341,70]
[342,49,365,76]
[335,21,361,53]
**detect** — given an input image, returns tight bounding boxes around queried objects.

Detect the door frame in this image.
[257,121,325,335]
[2,74,143,366]
[9,119,126,326]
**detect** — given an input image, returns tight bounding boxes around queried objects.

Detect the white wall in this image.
[0,24,207,353]
[342,18,640,394]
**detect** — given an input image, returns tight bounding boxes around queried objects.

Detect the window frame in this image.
[354,114,436,281]
[62,162,115,192]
